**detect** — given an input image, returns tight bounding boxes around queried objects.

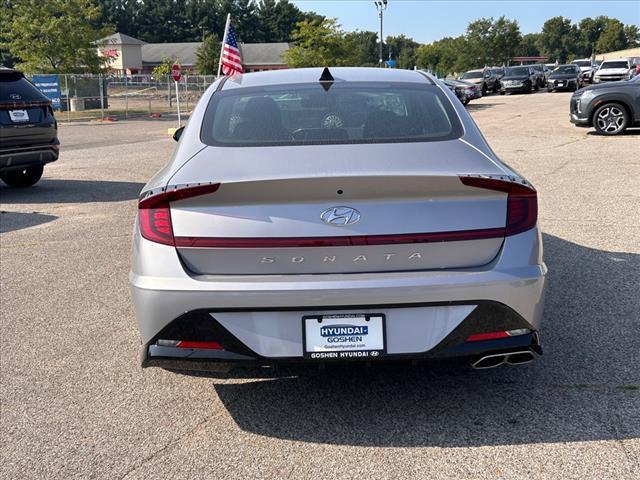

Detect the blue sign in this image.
[385,60,397,68]
[32,75,61,109]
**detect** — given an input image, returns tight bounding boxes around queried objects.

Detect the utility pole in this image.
[374,1,388,66]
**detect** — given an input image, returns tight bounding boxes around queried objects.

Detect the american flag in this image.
[221,22,243,76]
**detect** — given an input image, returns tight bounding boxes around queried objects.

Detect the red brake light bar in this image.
[459,176,537,236]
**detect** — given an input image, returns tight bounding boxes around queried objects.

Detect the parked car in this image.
[530,64,548,88]
[547,64,584,92]
[131,67,545,372]
[499,66,538,94]
[443,79,482,104]
[570,75,640,135]
[571,59,596,83]
[460,68,499,95]
[593,58,634,83]
[0,68,59,187]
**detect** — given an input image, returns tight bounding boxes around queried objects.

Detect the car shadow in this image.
[0,179,144,204]
[0,211,58,233]
[184,233,640,447]
[465,102,504,111]
[586,128,640,136]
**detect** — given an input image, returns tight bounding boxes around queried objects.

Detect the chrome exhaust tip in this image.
[505,351,535,365]
[471,350,536,370]
[471,353,508,369]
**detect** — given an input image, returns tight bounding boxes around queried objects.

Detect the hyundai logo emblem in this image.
[320,206,361,226]
[9,93,21,100]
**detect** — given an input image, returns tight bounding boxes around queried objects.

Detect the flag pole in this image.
[217,13,231,78]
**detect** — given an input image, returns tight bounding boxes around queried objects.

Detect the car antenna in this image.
[319,67,334,91]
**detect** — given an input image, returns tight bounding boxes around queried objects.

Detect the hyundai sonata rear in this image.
[130,68,546,372]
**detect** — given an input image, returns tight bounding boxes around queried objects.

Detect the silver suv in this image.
[460,68,499,94]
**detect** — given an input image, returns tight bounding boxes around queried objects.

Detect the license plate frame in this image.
[9,110,29,123]
[302,313,386,360]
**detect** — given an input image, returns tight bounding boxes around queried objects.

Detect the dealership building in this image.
[97,32,290,74]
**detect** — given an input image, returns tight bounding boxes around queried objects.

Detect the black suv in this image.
[570,76,640,135]
[1,68,59,187]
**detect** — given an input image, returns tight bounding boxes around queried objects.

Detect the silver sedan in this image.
[130,67,546,372]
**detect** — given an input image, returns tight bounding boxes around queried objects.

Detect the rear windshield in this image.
[201,82,462,146]
[600,61,628,69]
[0,72,48,104]
[572,61,590,67]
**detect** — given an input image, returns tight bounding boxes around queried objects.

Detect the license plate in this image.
[9,110,29,122]
[303,314,386,360]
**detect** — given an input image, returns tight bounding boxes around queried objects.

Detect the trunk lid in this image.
[167,141,509,275]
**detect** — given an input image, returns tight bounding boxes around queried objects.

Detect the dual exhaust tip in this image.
[471,350,536,370]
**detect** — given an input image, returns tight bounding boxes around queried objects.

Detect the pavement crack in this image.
[118,415,212,480]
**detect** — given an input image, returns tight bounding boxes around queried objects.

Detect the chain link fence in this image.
[26,74,218,122]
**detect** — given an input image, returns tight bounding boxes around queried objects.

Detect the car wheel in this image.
[0,165,44,187]
[593,103,629,136]
[534,82,539,91]
[481,83,487,95]
[499,91,505,95]
[547,88,553,93]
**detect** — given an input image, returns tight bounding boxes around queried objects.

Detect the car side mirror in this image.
[173,126,185,142]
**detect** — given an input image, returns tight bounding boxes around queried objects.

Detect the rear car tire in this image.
[0,165,44,187]
[593,103,629,136]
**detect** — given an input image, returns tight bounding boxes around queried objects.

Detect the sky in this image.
[290,1,640,43]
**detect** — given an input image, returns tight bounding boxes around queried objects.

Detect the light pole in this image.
[374,0,388,66]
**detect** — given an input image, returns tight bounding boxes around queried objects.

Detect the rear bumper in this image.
[0,144,59,172]
[142,302,543,371]
[131,227,546,370]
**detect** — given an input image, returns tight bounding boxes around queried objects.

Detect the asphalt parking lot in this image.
[1,91,639,479]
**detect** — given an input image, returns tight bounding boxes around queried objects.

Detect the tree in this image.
[415,36,466,77]
[458,17,521,69]
[3,0,112,73]
[386,35,419,69]
[517,33,541,57]
[624,24,640,48]
[195,33,220,74]
[490,17,521,65]
[283,18,351,68]
[343,30,378,66]
[256,0,322,42]
[538,16,579,62]
[152,56,176,77]
[596,19,628,53]
[577,16,609,57]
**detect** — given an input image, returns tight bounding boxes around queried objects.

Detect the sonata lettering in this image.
[259,253,426,264]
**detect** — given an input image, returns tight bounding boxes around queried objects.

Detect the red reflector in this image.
[466,331,510,342]
[138,183,220,246]
[459,176,537,236]
[176,341,223,349]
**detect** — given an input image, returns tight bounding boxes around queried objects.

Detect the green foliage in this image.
[538,16,579,63]
[459,17,521,68]
[517,33,542,57]
[2,0,113,73]
[195,33,220,74]
[596,19,628,53]
[415,36,466,76]
[343,30,379,66]
[283,18,352,67]
[386,35,419,69]
[152,56,176,77]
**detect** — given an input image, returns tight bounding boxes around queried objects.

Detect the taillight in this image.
[459,176,537,236]
[138,183,220,246]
